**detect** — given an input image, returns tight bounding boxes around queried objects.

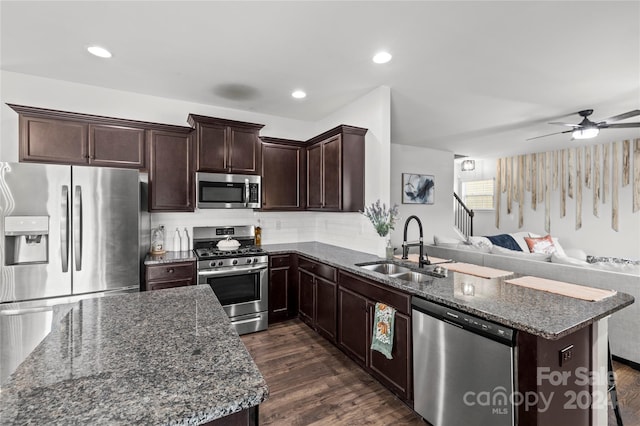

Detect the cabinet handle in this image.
[167,268,174,274]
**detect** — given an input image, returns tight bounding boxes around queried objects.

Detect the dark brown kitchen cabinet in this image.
[337,270,412,402]
[88,124,145,168]
[147,127,195,212]
[297,257,337,343]
[268,254,298,323]
[10,104,146,169]
[187,114,264,174]
[145,261,196,291]
[305,125,367,212]
[260,138,305,210]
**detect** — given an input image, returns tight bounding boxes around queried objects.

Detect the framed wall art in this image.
[402,173,434,204]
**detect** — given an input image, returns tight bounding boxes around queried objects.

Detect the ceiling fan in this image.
[527,109,640,141]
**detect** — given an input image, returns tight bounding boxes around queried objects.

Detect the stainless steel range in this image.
[193,226,268,335]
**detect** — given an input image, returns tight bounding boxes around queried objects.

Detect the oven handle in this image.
[197,266,267,277]
[231,316,263,326]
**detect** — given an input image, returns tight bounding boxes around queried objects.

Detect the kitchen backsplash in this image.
[150,210,386,256]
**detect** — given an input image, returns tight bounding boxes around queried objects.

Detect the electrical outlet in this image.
[559,345,574,366]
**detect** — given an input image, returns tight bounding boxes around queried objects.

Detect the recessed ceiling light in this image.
[292,90,306,99]
[373,51,392,64]
[87,46,112,58]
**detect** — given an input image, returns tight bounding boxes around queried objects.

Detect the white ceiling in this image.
[1,1,639,158]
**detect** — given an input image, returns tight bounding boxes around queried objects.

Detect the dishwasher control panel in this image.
[412,296,515,345]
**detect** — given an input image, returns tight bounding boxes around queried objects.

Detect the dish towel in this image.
[371,302,396,360]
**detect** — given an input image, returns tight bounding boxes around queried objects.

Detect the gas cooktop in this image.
[194,246,266,260]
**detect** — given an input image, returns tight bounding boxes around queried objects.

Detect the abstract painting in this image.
[402,173,434,204]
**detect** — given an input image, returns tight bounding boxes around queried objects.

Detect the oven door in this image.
[197,266,268,318]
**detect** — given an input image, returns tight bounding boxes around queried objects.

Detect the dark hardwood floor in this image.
[241,319,640,426]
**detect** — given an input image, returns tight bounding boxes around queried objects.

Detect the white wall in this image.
[390,144,455,252]
[469,148,640,260]
[312,86,392,256]
[0,72,391,255]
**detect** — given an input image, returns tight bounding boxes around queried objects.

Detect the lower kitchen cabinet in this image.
[268,254,298,323]
[145,261,196,291]
[337,270,412,402]
[297,257,337,343]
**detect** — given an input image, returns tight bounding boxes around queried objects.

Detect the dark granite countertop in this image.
[0,286,268,425]
[145,250,197,265]
[261,242,634,340]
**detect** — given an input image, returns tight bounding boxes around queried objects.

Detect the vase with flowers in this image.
[362,200,399,259]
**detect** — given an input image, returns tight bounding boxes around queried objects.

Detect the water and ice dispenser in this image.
[4,216,49,265]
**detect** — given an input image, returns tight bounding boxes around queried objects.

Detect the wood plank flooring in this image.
[241,319,640,426]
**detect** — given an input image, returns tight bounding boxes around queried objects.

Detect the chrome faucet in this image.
[402,215,430,268]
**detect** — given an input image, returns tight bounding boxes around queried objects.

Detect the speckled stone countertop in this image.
[145,250,197,265]
[0,286,268,425]
[261,242,634,340]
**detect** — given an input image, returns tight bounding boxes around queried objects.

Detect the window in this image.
[461,179,494,210]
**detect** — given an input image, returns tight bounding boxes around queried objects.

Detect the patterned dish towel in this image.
[371,302,396,359]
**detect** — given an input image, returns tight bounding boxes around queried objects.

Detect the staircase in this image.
[453,192,474,239]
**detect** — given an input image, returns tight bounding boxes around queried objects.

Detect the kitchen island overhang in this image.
[0,285,268,425]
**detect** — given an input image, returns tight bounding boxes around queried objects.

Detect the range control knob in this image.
[253,258,258,263]
[246,258,252,264]
[232,259,238,265]
[218,261,223,267]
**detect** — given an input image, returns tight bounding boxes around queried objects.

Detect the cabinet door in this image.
[269,266,290,324]
[197,122,228,172]
[322,135,342,210]
[148,129,194,212]
[368,302,411,400]
[89,124,145,169]
[261,143,303,210]
[338,287,368,366]
[306,143,323,208]
[229,127,260,174]
[298,269,315,326]
[19,116,88,165]
[315,276,337,343]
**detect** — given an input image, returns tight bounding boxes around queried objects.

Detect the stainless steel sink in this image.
[389,271,432,283]
[359,262,411,275]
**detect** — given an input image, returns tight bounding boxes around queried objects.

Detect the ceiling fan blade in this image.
[599,110,640,124]
[601,122,640,128]
[548,121,581,128]
[526,129,573,141]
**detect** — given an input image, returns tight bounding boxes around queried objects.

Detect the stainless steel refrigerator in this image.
[0,162,145,386]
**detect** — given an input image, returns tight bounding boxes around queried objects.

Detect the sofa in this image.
[426,236,639,365]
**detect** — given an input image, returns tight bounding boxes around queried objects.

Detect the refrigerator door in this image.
[71,166,139,294]
[0,163,72,302]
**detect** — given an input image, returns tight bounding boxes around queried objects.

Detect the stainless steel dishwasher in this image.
[412,297,516,426]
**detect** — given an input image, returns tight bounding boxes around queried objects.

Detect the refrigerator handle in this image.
[61,185,70,272]
[73,185,83,271]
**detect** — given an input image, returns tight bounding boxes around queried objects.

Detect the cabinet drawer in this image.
[269,254,291,268]
[299,257,336,282]
[146,262,194,281]
[338,271,411,315]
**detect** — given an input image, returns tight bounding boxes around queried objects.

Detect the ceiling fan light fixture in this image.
[572,127,599,140]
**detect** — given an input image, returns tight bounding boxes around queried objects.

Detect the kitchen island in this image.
[262,242,634,426]
[0,285,268,425]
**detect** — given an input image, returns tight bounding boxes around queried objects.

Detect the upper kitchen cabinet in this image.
[260,137,305,210]
[305,125,367,212]
[9,104,146,169]
[187,114,264,175]
[147,126,195,212]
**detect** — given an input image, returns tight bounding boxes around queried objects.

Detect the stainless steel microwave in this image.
[196,173,261,209]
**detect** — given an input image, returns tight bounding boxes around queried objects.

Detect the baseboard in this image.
[612,354,640,371]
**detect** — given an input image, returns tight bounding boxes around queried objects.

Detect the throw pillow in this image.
[524,235,556,254]
[528,232,567,257]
